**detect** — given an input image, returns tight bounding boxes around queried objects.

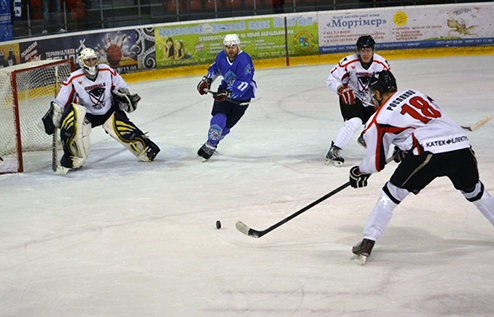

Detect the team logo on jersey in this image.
[88,87,106,109]
[224,71,236,87]
[357,74,373,93]
[244,64,252,75]
[293,31,315,53]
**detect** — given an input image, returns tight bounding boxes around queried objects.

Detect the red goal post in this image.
[0,59,75,174]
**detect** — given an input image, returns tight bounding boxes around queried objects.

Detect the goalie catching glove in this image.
[213,88,232,102]
[197,76,212,95]
[349,166,371,188]
[112,88,140,113]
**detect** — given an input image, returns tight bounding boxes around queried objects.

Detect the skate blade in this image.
[354,254,368,265]
[325,159,343,167]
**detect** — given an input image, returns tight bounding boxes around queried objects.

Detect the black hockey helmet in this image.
[356,35,375,51]
[369,70,397,95]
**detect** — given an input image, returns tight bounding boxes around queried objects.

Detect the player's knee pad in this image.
[60,104,91,168]
[344,117,363,132]
[461,181,485,202]
[383,181,410,204]
[103,111,160,162]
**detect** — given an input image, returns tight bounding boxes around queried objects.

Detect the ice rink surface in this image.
[1,55,494,316]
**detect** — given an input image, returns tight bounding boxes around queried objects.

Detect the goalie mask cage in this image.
[0,59,74,174]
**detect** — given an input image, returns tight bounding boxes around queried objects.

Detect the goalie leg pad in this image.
[103,111,160,162]
[60,104,91,168]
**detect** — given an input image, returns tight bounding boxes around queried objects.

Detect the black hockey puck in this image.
[216,220,221,229]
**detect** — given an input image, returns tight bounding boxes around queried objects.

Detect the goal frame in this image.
[1,59,75,174]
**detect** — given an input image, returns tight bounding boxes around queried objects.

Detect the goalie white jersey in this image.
[359,89,470,174]
[326,53,390,105]
[54,64,128,116]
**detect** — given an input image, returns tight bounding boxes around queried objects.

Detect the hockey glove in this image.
[392,146,406,163]
[112,88,140,113]
[42,102,63,135]
[349,166,371,188]
[213,88,232,102]
[197,76,212,95]
[338,86,356,105]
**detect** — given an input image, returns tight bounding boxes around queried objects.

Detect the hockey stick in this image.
[460,114,492,132]
[236,181,351,238]
[235,156,396,238]
[204,89,259,106]
[52,67,68,175]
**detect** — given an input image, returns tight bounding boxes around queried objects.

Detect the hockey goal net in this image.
[0,59,74,174]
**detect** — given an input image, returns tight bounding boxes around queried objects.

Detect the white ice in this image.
[1,55,494,316]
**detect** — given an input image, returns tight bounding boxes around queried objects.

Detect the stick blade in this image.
[462,113,492,132]
[235,221,251,235]
[235,221,261,238]
[470,113,492,131]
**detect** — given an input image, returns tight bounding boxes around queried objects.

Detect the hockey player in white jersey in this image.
[326,35,390,166]
[43,48,160,171]
[349,70,494,264]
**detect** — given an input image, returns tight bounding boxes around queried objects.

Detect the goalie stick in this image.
[52,67,69,175]
[235,156,396,239]
[204,89,260,106]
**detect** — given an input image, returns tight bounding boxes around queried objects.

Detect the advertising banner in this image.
[318,3,494,54]
[16,29,155,74]
[0,43,19,67]
[154,13,318,69]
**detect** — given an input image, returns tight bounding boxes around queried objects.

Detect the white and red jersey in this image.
[359,89,470,174]
[53,64,128,116]
[326,53,390,105]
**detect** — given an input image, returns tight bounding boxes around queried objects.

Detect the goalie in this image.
[43,48,160,172]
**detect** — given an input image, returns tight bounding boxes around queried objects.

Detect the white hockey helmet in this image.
[223,34,240,47]
[78,48,99,80]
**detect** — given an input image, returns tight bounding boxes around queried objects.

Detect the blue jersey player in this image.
[196,34,257,160]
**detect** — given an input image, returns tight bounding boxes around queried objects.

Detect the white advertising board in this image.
[318,3,494,53]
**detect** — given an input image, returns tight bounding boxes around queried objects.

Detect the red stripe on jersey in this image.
[63,73,86,86]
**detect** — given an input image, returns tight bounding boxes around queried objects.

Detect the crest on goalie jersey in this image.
[88,87,106,109]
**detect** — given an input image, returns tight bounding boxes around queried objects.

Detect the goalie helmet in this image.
[369,70,397,95]
[78,48,99,80]
[223,34,240,47]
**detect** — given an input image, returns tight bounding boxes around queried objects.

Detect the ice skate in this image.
[325,141,344,167]
[352,238,375,265]
[357,134,366,148]
[198,141,217,162]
